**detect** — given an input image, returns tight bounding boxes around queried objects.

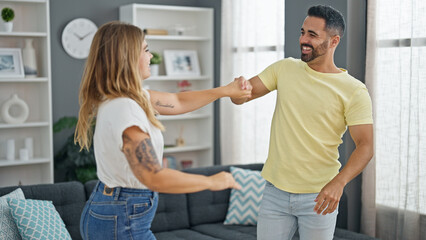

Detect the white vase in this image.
[22,38,38,77]
[4,22,13,32]
[19,148,29,161]
[25,137,33,159]
[150,64,159,76]
[6,139,15,161]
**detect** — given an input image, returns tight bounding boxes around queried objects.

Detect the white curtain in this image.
[220,0,284,165]
[363,0,426,239]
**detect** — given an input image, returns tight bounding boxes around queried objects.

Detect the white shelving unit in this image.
[120,4,214,169]
[0,0,53,187]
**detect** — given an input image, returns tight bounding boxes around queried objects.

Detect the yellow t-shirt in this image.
[258,58,373,193]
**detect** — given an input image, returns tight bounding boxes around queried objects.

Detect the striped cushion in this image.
[224,167,265,225]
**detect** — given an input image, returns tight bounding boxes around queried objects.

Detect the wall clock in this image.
[61,18,98,59]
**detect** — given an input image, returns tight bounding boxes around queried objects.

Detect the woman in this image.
[75,21,250,240]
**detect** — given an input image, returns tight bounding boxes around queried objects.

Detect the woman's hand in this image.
[208,171,242,191]
[225,76,252,99]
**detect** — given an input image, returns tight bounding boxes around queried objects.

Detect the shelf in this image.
[164,145,211,154]
[0,122,49,129]
[131,4,212,12]
[0,0,53,187]
[158,113,210,121]
[0,32,48,37]
[120,3,214,167]
[146,75,210,81]
[0,77,48,83]
[0,0,46,3]
[0,158,50,167]
[146,35,210,41]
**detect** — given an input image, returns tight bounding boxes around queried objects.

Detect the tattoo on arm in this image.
[122,134,133,158]
[135,139,162,173]
[122,133,163,174]
[155,100,174,108]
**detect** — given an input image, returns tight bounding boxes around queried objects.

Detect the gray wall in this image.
[50,0,221,156]
[285,0,367,232]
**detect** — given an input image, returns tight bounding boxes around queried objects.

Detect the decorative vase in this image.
[150,64,159,76]
[22,38,38,77]
[6,139,15,161]
[25,137,33,159]
[4,21,13,32]
[19,148,29,161]
[1,94,29,124]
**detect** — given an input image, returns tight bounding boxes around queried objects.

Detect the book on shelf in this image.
[163,156,177,169]
[143,28,168,35]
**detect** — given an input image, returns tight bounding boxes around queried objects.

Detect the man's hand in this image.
[229,76,252,104]
[314,178,345,215]
[235,76,251,90]
[314,124,373,215]
[224,76,252,100]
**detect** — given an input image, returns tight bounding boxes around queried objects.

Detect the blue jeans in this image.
[257,181,338,240]
[80,181,158,240]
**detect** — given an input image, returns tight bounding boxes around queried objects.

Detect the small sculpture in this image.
[176,126,185,146]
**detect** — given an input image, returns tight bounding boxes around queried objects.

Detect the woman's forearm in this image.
[150,80,251,115]
[147,168,213,193]
[172,87,228,114]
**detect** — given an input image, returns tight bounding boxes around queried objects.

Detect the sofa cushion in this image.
[84,180,98,199]
[155,229,220,240]
[0,188,25,240]
[151,193,190,232]
[185,164,263,226]
[191,223,256,240]
[334,228,377,240]
[8,198,71,240]
[0,181,86,240]
[224,167,265,225]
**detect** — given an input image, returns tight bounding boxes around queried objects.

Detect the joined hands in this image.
[225,76,252,100]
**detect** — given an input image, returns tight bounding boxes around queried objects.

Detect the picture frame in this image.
[0,48,25,78]
[164,50,200,76]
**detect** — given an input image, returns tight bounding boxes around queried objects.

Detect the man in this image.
[232,5,374,240]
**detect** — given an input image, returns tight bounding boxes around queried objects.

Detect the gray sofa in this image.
[0,163,378,240]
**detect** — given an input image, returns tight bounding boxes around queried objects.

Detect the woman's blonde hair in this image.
[74,21,164,151]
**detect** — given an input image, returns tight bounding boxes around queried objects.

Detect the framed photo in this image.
[164,50,200,76]
[0,48,25,78]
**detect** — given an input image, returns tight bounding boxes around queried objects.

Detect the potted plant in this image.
[53,116,97,183]
[150,51,162,76]
[1,7,14,32]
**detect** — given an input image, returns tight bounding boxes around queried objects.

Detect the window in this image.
[375,0,426,214]
[220,0,284,164]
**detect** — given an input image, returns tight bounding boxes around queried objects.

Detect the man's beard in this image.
[301,39,329,62]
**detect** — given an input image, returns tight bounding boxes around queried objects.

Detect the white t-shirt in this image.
[93,91,164,189]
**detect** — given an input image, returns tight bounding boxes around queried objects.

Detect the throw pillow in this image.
[224,167,266,225]
[0,188,25,240]
[8,199,71,240]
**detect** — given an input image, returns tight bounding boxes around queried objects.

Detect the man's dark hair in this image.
[308,5,345,37]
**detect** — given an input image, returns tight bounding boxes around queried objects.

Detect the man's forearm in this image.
[333,142,374,186]
[231,96,249,105]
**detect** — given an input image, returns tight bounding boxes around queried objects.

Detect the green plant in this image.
[53,116,97,183]
[1,7,14,22]
[150,52,162,65]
